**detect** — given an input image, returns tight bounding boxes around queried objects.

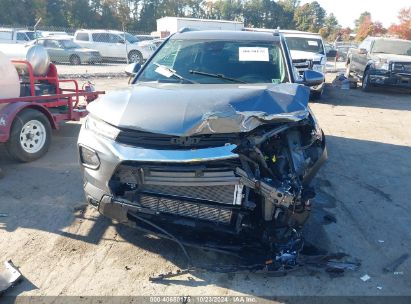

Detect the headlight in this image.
[375,60,389,70]
[85,115,120,140]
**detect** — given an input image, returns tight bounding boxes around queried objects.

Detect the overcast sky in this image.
[301,0,409,28]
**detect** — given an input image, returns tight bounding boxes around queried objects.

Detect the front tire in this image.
[70,55,81,65]
[128,50,143,64]
[345,61,351,78]
[6,109,52,162]
[311,89,323,100]
[362,69,372,92]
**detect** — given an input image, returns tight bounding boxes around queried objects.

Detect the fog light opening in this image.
[79,145,100,169]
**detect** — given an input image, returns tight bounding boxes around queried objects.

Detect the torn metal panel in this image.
[87,82,310,136]
[0,260,22,295]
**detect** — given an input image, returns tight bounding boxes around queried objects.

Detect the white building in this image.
[156,17,244,36]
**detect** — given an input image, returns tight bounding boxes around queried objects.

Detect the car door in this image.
[108,33,127,59]
[44,39,66,62]
[352,38,372,75]
[91,33,112,58]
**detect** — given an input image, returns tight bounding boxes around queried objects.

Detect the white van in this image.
[281,30,326,98]
[73,29,152,63]
[0,28,36,44]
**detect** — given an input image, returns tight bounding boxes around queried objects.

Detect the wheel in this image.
[345,61,351,78]
[311,89,323,100]
[362,69,372,92]
[69,55,81,65]
[128,50,143,64]
[6,109,52,162]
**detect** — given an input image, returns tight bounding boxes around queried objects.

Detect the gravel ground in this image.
[0,73,410,301]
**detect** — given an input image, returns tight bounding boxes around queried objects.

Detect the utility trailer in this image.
[0,60,104,162]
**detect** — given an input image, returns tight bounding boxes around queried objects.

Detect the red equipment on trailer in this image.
[0,60,104,162]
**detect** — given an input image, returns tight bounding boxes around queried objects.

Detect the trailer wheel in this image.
[6,109,52,162]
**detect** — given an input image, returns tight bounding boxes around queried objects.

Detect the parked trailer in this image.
[156,17,244,35]
[0,59,104,162]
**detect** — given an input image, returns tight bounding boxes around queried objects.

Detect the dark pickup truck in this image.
[346,37,411,91]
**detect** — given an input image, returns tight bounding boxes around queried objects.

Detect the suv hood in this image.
[373,53,411,63]
[290,50,324,62]
[87,82,310,136]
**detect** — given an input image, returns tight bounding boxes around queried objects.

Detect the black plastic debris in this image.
[0,260,22,296]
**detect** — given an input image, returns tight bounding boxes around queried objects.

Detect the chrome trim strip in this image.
[111,142,239,163]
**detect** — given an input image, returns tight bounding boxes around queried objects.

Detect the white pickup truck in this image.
[0,28,36,44]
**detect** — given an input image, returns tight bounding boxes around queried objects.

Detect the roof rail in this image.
[273,27,280,36]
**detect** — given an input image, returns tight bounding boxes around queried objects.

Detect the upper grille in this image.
[293,59,313,75]
[392,62,411,74]
[116,129,239,150]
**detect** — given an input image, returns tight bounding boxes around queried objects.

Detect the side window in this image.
[92,33,109,43]
[109,34,123,43]
[76,33,89,41]
[16,33,28,41]
[44,40,60,48]
[359,39,372,52]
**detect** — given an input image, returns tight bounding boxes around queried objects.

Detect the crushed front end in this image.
[78,83,327,262]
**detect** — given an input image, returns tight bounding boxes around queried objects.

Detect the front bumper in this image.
[78,125,239,209]
[369,70,411,89]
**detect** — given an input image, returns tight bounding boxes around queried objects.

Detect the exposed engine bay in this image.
[106,115,326,266]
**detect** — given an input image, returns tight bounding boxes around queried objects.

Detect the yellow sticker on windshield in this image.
[239,47,269,62]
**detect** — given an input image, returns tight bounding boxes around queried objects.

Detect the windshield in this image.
[60,40,80,49]
[286,37,325,54]
[137,39,289,84]
[372,40,411,56]
[124,32,138,44]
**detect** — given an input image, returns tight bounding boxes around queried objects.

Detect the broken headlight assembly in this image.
[85,115,120,140]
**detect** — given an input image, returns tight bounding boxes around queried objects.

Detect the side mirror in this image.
[118,39,126,44]
[302,70,324,87]
[359,48,367,55]
[125,62,141,76]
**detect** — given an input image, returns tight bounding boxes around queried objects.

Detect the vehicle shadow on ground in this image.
[319,83,411,111]
[1,133,410,295]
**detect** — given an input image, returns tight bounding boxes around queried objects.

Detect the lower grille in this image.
[138,194,233,224]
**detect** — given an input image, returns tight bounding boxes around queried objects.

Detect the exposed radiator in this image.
[114,163,244,206]
[141,184,237,205]
[138,194,233,224]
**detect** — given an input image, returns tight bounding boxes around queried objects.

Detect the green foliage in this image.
[294,1,325,33]
[0,0,331,34]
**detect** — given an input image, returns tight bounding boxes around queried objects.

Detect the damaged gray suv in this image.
[78,30,327,260]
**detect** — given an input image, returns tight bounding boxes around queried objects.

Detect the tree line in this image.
[0,0,409,41]
[0,0,340,35]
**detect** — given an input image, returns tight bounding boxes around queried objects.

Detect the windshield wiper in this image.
[189,70,247,84]
[153,63,196,84]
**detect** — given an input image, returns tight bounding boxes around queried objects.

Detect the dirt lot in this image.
[1,74,410,300]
